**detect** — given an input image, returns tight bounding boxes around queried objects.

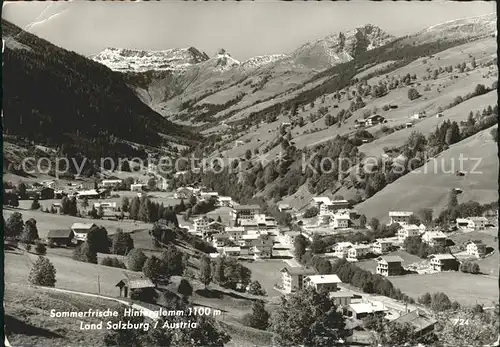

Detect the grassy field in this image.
[4,283,123,347]
[244,259,287,297]
[3,207,153,238]
[5,250,140,297]
[390,271,498,306]
[449,229,499,277]
[356,126,498,222]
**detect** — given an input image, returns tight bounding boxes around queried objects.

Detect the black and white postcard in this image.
[2,1,498,346]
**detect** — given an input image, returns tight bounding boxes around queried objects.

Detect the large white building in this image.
[389,211,413,225]
[304,274,342,292]
[398,224,422,242]
[334,242,354,258]
[347,244,371,261]
[421,231,447,247]
[456,217,488,231]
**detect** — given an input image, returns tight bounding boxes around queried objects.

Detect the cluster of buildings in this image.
[277,264,436,336]
[309,197,358,229]
[46,222,97,246]
[354,114,387,129]
[182,199,279,260]
[174,186,233,208]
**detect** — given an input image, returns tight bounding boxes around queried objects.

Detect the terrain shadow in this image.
[5,315,63,338]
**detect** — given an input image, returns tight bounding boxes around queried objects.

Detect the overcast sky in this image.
[2,1,495,60]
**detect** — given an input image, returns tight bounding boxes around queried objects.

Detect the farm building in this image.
[392,309,437,339]
[376,256,404,276]
[77,189,106,199]
[130,184,144,192]
[116,276,155,298]
[80,181,97,190]
[47,229,75,247]
[428,254,460,272]
[304,274,342,292]
[344,301,388,320]
[71,223,97,242]
[456,217,488,230]
[101,179,122,188]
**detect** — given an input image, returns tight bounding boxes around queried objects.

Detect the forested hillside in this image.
[2,20,200,160]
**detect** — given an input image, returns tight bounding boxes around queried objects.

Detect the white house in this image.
[222,247,241,257]
[398,224,422,242]
[389,211,413,226]
[421,231,447,247]
[371,239,393,254]
[456,217,487,231]
[212,234,230,248]
[194,217,211,234]
[304,274,342,292]
[347,244,371,261]
[465,240,487,258]
[225,227,245,241]
[334,242,354,258]
[332,215,350,229]
[71,223,96,242]
[93,202,117,212]
[217,196,233,207]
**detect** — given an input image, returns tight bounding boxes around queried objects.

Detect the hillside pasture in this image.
[389,272,498,306]
[4,283,123,347]
[356,127,498,222]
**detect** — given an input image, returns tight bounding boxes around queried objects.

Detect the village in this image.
[3,170,498,345]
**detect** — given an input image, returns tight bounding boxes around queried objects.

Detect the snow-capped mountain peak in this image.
[92,46,209,72]
[205,49,241,72]
[241,54,289,69]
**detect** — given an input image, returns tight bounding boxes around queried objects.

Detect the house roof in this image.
[336,242,354,248]
[312,197,332,205]
[223,247,241,252]
[329,291,355,298]
[389,211,413,217]
[393,309,437,332]
[469,217,488,222]
[466,240,486,246]
[281,265,316,276]
[233,204,260,210]
[377,256,404,263]
[116,278,155,289]
[226,227,245,232]
[71,223,96,231]
[47,229,73,238]
[423,231,447,239]
[428,253,456,260]
[306,274,342,284]
[348,302,387,314]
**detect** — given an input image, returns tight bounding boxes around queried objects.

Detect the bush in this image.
[408,88,421,101]
[127,248,148,271]
[101,256,126,269]
[28,256,56,287]
[35,241,46,255]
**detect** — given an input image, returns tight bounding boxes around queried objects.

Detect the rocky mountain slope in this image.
[90,15,495,133]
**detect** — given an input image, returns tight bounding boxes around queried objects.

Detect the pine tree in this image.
[28,256,56,286]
